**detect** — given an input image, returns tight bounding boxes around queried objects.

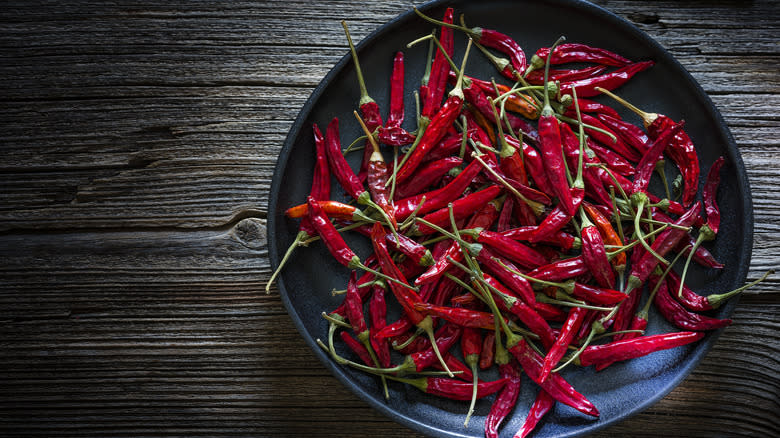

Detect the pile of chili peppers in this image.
[269,8,771,438]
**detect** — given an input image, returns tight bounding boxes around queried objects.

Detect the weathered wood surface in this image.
[0,1,778,437]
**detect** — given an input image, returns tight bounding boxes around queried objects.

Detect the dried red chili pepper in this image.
[563,96,621,120]
[529,205,572,244]
[586,138,636,177]
[465,228,549,269]
[515,389,555,438]
[597,112,650,153]
[414,185,502,235]
[392,375,508,401]
[527,256,588,283]
[632,121,685,195]
[485,360,522,438]
[508,338,600,417]
[539,306,587,382]
[483,274,556,350]
[323,118,369,204]
[394,156,462,199]
[525,65,608,85]
[414,302,501,330]
[368,285,391,368]
[703,156,725,234]
[583,202,626,273]
[580,113,642,163]
[501,226,577,252]
[578,331,705,367]
[579,210,616,289]
[307,196,361,268]
[465,74,539,119]
[385,233,434,267]
[559,61,654,98]
[386,51,406,129]
[528,43,632,72]
[497,196,514,232]
[477,247,536,305]
[652,276,732,331]
[422,8,454,119]
[340,331,374,366]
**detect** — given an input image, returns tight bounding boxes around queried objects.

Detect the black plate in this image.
[268,0,753,436]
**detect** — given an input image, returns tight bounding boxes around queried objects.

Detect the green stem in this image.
[341,21,373,106]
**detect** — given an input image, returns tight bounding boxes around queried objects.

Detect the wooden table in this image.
[1,1,778,436]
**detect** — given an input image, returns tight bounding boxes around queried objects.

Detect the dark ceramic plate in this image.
[268,0,753,436]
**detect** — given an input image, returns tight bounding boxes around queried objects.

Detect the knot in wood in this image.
[232,217,266,249]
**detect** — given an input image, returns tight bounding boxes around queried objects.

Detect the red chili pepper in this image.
[370,223,425,324]
[504,135,556,197]
[394,158,482,220]
[515,390,555,438]
[405,323,463,372]
[497,196,514,232]
[626,201,701,291]
[323,118,369,204]
[580,113,642,163]
[483,274,556,350]
[632,121,685,195]
[386,51,406,129]
[580,212,616,289]
[461,325,482,372]
[562,96,621,120]
[525,65,608,85]
[530,43,632,71]
[529,205,572,244]
[368,285,391,368]
[413,302,500,330]
[527,256,588,282]
[472,229,549,269]
[340,331,374,366]
[479,331,496,370]
[394,156,462,199]
[422,8,454,119]
[478,247,536,305]
[675,237,724,269]
[461,78,540,142]
[485,361,523,438]
[570,282,626,306]
[597,112,650,153]
[583,202,626,273]
[559,61,654,98]
[652,276,732,331]
[501,226,577,252]
[538,105,576,216]
[398,375,507,401]
[578,331,705,367]
[432,353,475,382]
[307,196,359,268]
[703,157,725,234]
[344,271,369,338]
[586,138,636,177]
[385,233,434,267]
[465,74,539,119]
[310,124,331,201]
[508,338,600,417]
[539,306,587,382]
[414,185,502,235]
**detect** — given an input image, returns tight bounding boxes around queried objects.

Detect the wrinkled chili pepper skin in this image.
[653,277,732,331]
[530,205,572,244]
[516,390,555,438]
[479,332,496,370]
[357,101,385,183]
[540,306,587,382]
[563,97,620,120]
[344,271,368,337]
[386,51,406,129]
[394,156,462,199]
[532,43,632,69]
[485,361,523,438]
[580,113,642,163]
[369,285,391,368]
[586,138,636,177]
[483,274,556,349]
[504,135,556,196]
[525,65,608,86]
[580,224,615,289]
[477,230,549,269]
[474,27,527,74]
[422,8,454,119]
[559,61,654,98]
[703,157,725,234]
[528,256,588,282]
[409,323,463,372]
[397,94,464,184]
[340,331,374,366]
[597,113,650,153]
[477,247,536,305]
[502,227,576,252]
[578,331,705,367]
[307,196,358,267]
[324,118,367,202]
[666,270,712,312]
[394,159,482,219]
[415,185,502,235]
[508,339,600,417]
[368,157,394,220]
[386,233,433,267]
[422,376,508,401]
[538,113,576,216]
[632,121,685,194]
[414,303,499,330]
[311,124,331,201]
[571,282,626,306]
[583,202,626,271]
[647,115,700,207]
[285,200,359,220]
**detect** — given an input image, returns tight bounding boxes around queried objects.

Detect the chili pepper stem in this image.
[494,257,574,293]
[464,363,479,427]
[656,160,672,201]
[471,152,545,215]
[266,230,308,294]
[421,316,455,377]
[341,21,374,107]
[632,193,669,266]
[553,327,596,373]
[675,225,715,298]
[595,86,658,127]
[350,257,420,292]
[707,270,774,309]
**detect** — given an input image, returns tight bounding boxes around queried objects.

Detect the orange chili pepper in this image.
[285,200,371,222]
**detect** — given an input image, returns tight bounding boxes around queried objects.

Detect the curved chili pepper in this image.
[461,76,540,143]
[464,74,539,119]
[527,256,588,282]
[485,361,522,438]
[422,8,454,119]
[501,226,577,252]
[583,202,626,272]
[580,113,642,163]
[397,375,507,401]
[597,113,650,153]
[368,285,391,368]
[307,196,359,268]
[477,247,536,305]
[586,138,636,177]
[703,156,725,234]
[529,43,632,71]
[324,118,368,204]
[675,237,724,269]
[539,306,587,382]
[377,125,416,146]
[508,338,599,417]
[652,276,732,331]
[632,121,685,195]
[394,156,462,199]
[285,200,372,222]
[516,390,555,438]
[340,331,374,366]
[559,61,654,98]
[344,271,369,339]
[525,65,608,85]
[504,134,556,197]
[414,185,502,235]
[413,302,501,330]
[472,229,549,269]
[580,213,616,289]
[483,274,556,350]
[562,96,621,120]
[385,233,434,267]
[529,205,572,244]
[578,331,705,367]
[570,282,626,306]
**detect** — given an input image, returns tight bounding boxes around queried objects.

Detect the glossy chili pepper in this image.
[580,211,616,289]
[413,302,501,330]
[508,338,600,417]
[578,331,705,367]
[461,325,482,373]
[632,121,685,195]
[386,51,406,129]
[344,271,369,338]
[323,118,369,204]
[497,196,514,232]
[516,390,555,438]
[394,158,482,220]
[422,8,454,119]
[368,285,391,368]
[652,276,732,331]
[504,134,556,197]
[432,353,475,382]
[525,65,608,85]
[569,282,626,306]
[626,201,701,292]
[563,96,621,120]
[529,43,632,71]
[394,156,462,199]
[597,112,650,153]
[485,361,522,438]
[539,306,587,382]
[465,229,548,269]
[529,205,572,244]
[461,76,540,143]
[703,157,725,234]
[285,200,373,222]
[307,196,360,268]
[396,375,507,401]
[370,224,425,323]
[483,274,556,349]
[501,226,577,252]
[414,185,502,235]
[479,331,496,370]
[538,94,577,215]
[583,202,626,272]
[385,233,434,267]
[405,323,463,372]
[464,74,539,119]
[586,138,636,177]
[580,113,642,163]
[527,256,588,282]
[559,61,654,98]
[477,247,536,305]
[340,331,374,366]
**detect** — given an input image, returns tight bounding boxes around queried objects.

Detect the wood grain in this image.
[1,1,778,437]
